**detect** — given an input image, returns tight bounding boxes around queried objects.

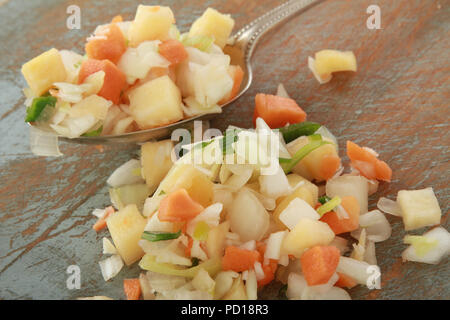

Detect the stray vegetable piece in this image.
[300,246,340,286]
[308,50,357,84]
[402,227,450,264]
[123,278,141,300]
[397,187,442,231]
[158,188,204,222]
[86,23,127,64]
[346,141,392,182]
[253,94,307,129]
[21,48,67,96]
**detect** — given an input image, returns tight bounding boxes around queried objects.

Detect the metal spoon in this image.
[59,0,323,144]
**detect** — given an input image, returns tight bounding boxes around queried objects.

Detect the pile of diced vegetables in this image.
[22,5,243,142]
[85,83,449,300]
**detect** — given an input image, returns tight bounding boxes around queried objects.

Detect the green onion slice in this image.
[317,196,341,217]
[141,230,181,242]
[404,235,438,257]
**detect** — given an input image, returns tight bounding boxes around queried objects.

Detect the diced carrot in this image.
[319,154,341,181]
[255,242,278,287]
[219,65,244,105]
[86,24,127,64]
[185,237,193,257]
[346,141,392,182]
[158,188,204,222]
[158,39,188,65]
[253,93,307,128]
[123,278,141,300]
[300,246,340,286]
[92,206,114,232]
[78,59,127,104]
[222,246,261,272]
[320,196,360,235]
[335,272,357,289]
[111,15,123,23]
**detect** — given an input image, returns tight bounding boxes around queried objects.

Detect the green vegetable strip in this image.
[25,96,57,122]
[141,230,181,242]
[279,122,321,143]
[182,36,214,52]
[318,195,332,205]
[317,196,341,216]
[82,125,103,137]
[281,139,331,174]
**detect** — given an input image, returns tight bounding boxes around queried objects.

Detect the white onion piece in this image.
[254,262,265,280]
[336,256,374,285]
[279,254,289,266]
[276,83,290,98]
[190,240,208,261]
[144,212,177,233]
[326,175,368,214]
[229,189,270,242]
[364,240,377,265]
[102,238,117,255]
[106,159,144,187]
[239,240,256,251]
[246,270,258,300]
[330,236,349,255]
[402,227,450,265]
[139,272,156,300]
[224,166,253,191]
[377,197,402,217]
[243,187,276,211]
[214,271,239,300]
[286,273,308,299]
[99,255,123,281]
[146,271,187,293]
[335,204,350,220]
[279,198,320,230]
[265,231,288,260]
[92,208,106,219]
[354,210,392,242]
[143,194,166,217]
[29,126,62,157]
[367,179,379,195]
[308,272,339,294]
[186,203,222,237]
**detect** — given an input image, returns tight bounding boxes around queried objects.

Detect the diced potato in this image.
[273,186,315,229]
[129,75,183,129]
[282,218,335,257]
[206,221,230,258]
[287,136,339,182]
[107,204,148,266]
[141,140,174,192]
[222,275,247,300]
[128,5,175,47]
[314,50,357,77]
[188,8,235,49]
[21,48,67,96]
[397,187,442,231]
[155,163,214,207]
[286,173,319,204]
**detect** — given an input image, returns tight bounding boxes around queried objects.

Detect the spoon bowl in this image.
[54,0,323,144]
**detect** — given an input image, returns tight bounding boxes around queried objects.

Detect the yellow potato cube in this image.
[21,48,67,96]
[129,75,183,129]
[189,8,235,49]
[141,140,174,192]
[286,173,319,204]
[397,187,442,231]
[314,49,357,77]
[282,218,335,257]
[128,5,175,47]
[107,204,147,266]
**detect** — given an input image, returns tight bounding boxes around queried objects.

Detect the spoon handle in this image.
[233,0,325,61]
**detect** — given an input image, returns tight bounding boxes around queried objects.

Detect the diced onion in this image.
[186,203,222,237]
[377,197,402,217]
[315,126,338,151]
[259,164,291,199]
[91,208,106,219]
[246,270,258,300]
[364,240,377,265]
[286,273,308,299]
[99,255,124,281]
[326,175,368,214]
[402,227,450,264]
[330,236,349,255]
[102,238,117,255]
[308,272,339,294]
[106,159,144,187]
[276,83,290,98]
[139,272,156,300]
[253,262,265,280]
[335,204,350,220]
[336,256,375,285]
[239,240,256,251]
[279,198,320,230]
[29,126,62,157]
